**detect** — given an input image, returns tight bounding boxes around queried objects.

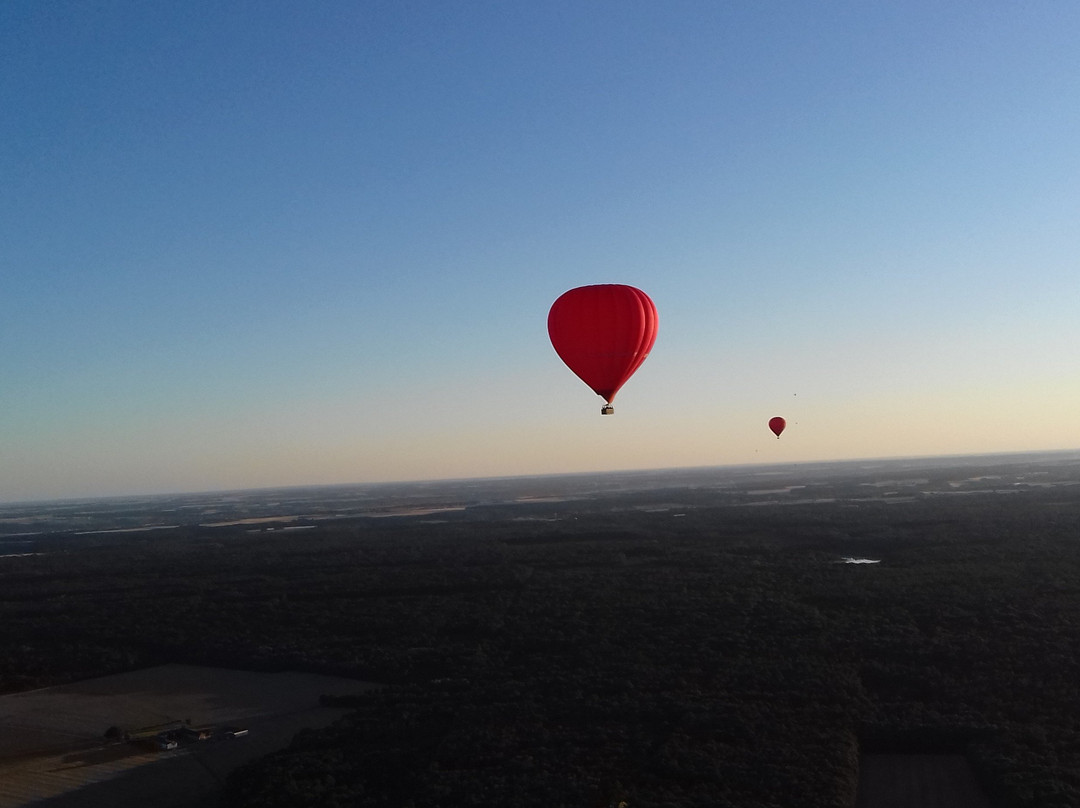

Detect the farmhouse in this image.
[155,735,178,751]
[178,726,213,742]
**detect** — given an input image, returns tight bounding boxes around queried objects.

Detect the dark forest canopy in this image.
[2,454,1080,806]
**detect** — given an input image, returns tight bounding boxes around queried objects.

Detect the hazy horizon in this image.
[3,446,1079,508]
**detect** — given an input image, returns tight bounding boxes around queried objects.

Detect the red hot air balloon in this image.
[769,417,786,438]
[548,284,658,414]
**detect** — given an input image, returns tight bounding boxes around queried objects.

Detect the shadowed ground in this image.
[0,665,378,808]
[855,754,993,808]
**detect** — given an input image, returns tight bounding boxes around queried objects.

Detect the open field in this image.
[855,754,993,808]
[0,665,378,808]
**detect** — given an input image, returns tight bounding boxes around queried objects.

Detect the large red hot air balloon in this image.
[769,417,786,438]
[548,284,658,414]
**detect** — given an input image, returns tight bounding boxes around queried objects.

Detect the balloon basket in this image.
[601,405,615,415]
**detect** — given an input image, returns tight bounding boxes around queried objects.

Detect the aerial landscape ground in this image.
[0,665,376,808]
[1,451,1079,807]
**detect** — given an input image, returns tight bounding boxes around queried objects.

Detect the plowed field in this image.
[0,665,377,808]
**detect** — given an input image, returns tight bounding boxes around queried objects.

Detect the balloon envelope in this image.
[769,416,786,438]
[548,284,658,404]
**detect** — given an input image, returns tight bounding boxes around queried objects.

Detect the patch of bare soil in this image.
[0,664,378,808]
[855,754,993,808]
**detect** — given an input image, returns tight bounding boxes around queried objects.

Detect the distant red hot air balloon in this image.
[548,284,658,414]
[769,417,786,438]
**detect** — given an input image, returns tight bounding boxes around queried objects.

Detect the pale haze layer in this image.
[3,1,1079,502]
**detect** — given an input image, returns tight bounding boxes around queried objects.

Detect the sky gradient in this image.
[3,1,1079,502]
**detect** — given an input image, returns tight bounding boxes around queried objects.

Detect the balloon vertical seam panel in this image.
[627,287,658,376]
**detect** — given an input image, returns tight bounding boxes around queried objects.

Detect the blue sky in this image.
[3,1,1079,502]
